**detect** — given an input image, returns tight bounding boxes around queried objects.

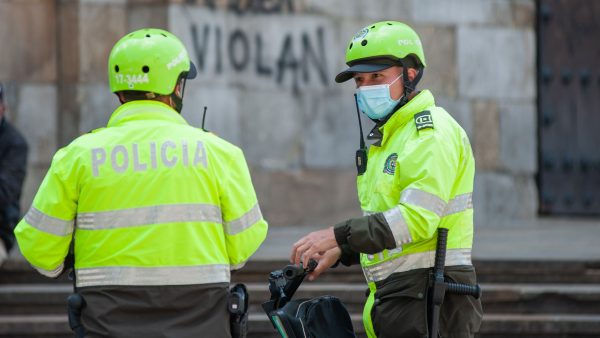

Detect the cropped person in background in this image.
[0,82,28,266]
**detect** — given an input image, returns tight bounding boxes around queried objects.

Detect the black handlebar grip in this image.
[446,282,481,299]
[282,259,318,280]
[306,259,318,272]
[434,228,448,279]
[283,265,304,280]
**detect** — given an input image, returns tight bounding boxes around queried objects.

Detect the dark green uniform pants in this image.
[371,266,482,338]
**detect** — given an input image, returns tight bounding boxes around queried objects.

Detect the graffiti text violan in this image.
[189,23,329,89]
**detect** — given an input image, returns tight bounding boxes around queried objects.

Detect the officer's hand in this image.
[307,247,341,281]
[290,227,338,268]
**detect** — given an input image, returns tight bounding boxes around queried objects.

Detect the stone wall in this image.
[0,0,537,227]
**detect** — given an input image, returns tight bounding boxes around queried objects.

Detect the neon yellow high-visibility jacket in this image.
[15,100,268,287]
[334,90,475,336]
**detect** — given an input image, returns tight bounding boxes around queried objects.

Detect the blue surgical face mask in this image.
[356,75,402,120]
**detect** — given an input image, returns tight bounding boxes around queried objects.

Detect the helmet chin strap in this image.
[373,65,425,124]
[170,94,183,113]
[398,66,424,107]
[170,76,187,113]
[387,65,424,121]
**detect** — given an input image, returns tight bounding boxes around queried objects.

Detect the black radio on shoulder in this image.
[353,94,368,176]
[356,148,367,175]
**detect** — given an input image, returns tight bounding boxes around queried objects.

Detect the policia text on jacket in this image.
[90,139,208,176]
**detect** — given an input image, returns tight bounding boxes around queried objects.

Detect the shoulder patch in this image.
[414,111,434,131]
[383,153,398,175]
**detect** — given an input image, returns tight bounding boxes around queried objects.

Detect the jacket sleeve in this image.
[0,134,28,208]
[218,147,268,270]
[335,130,458,253]
[14,148,77,278]
[338,243,360,266]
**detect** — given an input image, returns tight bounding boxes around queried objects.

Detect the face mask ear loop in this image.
[396,66,424,109]
[398,66,411,107]
[389,74,403,86]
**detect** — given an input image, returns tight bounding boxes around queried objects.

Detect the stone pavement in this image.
[253,218,600,262]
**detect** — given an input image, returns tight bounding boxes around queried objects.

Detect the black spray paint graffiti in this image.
[190,24,329,89]
[200,0,297,14]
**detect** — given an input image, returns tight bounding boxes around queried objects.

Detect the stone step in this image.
[3,283,600,316]
[2,313,600,338]
[479,314,600,337]
[481,283,600,314]
[4,258,600,285]
[473,260,600,284]
[0,315,70,338]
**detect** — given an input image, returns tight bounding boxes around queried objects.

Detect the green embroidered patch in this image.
[383,153,398,175]
[414,111,434,131]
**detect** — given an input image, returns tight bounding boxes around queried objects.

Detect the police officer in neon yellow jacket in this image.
[291,22,482,338]
[15,28,267,337]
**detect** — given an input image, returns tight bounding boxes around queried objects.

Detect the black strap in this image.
[353,94,366,150]
[66,240,86,337]
[353,94,368,175]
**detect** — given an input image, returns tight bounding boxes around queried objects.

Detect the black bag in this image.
[270,295,355,338]
[263,261,356,338]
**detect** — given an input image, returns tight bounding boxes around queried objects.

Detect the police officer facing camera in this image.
[290,21,483,338]
[15,28,267,338]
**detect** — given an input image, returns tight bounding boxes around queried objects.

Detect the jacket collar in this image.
[107,100,189,128]
[367,90,435,146]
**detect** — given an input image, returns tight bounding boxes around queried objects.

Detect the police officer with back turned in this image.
[15,28,267,338]
[290,21,483,338]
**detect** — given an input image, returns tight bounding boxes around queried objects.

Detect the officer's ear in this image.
[406,67,419,82]
[116,92,126,104]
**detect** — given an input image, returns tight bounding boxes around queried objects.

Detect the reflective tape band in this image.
[444,193,473,216]
[400,188,447,217]
[75,264,231,288]
[363,248,472,283]
[33,262,64,278]
[225,203,263,235]
[230,261,247,271]
[76,204,222,230]
[382,206,413,246]
[24,207,74,236]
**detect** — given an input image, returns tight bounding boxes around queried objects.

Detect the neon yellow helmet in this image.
[108,28,196,95]
[335,21,426,83]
